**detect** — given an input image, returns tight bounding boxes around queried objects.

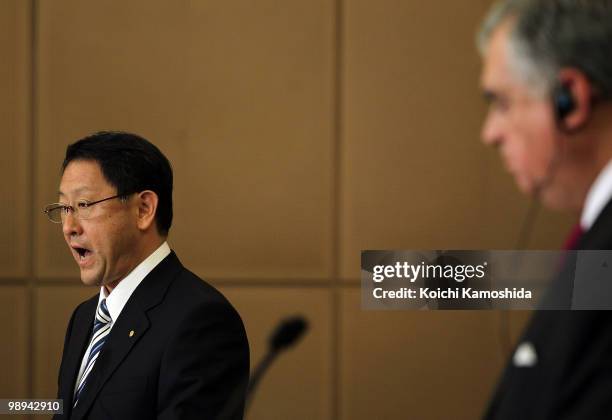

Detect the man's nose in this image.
[481,110,503,148]
[62,211,83,237]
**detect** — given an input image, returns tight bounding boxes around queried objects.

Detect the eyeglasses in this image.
[43,194,131,224]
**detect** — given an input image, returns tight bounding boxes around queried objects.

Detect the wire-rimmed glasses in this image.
[43,194,131,224]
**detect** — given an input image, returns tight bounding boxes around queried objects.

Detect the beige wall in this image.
[1,1,572,419]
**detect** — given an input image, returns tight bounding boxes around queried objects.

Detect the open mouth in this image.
[73,246,92,263]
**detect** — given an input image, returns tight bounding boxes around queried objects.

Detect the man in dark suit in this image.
[43,132,249,419]
[477,0,612,418]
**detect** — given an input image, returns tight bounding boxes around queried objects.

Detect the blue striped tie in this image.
[73,298,112,407]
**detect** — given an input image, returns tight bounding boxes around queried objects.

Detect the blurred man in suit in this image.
[44,131,249,419]
[478,0,612,418]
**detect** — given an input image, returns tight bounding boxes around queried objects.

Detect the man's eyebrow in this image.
[58,187,92,197]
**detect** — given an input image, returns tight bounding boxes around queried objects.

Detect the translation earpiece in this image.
[553,84,576,122]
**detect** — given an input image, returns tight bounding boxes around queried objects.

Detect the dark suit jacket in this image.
[53,251,249,420]
[485,199,612,419]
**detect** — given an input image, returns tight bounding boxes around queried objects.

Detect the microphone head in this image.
[269,316,308,353]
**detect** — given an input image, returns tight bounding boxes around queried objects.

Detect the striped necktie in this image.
[73,298,112,407]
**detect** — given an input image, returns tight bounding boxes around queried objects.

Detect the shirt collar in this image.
[581,159,612,231]
[97,241,171,323]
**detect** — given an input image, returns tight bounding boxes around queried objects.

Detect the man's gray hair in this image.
[477,0,612,98]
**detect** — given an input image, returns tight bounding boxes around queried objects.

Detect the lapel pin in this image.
[129,330,135,337]
[513,341,537,367]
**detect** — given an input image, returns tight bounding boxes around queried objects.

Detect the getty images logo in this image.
[371,260,488,283]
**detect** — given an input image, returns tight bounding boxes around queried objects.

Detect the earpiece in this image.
[553,84,576,122]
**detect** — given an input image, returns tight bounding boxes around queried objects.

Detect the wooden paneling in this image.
[34,0,335,280]
[340,288,502,420]
[339,0,572,280]
[0,287,28,401]
[0,0,30,278]
[219,286,333,420]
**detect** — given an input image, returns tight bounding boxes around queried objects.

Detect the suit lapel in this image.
[70,252,183,420]
[579,198,612,249]
[71,308,150,420]
[59,296,97,416]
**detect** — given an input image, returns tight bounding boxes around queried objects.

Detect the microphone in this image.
[269,315,308,352]
[247,316,308,406]
[216,316,309,420]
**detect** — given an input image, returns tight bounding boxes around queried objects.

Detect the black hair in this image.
[62,131,173,235]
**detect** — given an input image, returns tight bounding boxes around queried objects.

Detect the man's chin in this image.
[515,176,556,206]
[513,177,537,198]
[79,272,102,287]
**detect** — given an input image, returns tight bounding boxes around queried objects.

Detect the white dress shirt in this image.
[581,160,612,231]
[73,241,171,396]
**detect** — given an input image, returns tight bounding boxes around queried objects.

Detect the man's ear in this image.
[135,190,159,232]
[557,68,593,131]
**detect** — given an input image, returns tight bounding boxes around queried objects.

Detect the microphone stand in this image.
[216,316,308,420]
